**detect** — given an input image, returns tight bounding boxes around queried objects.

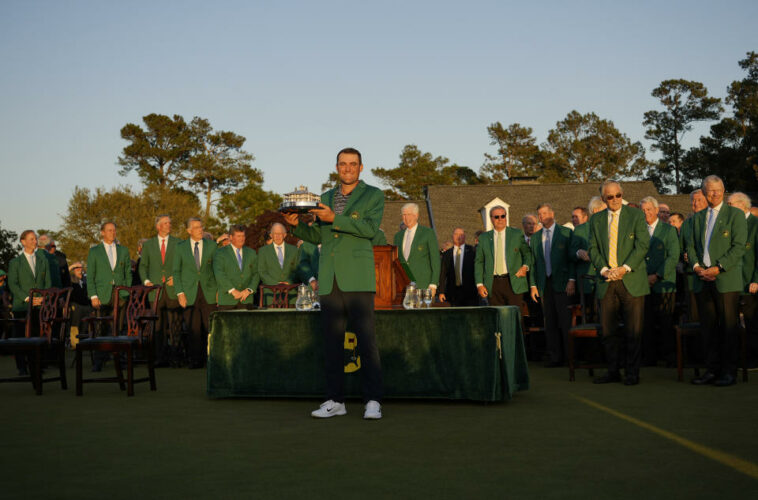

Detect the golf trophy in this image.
[279,186,321,213]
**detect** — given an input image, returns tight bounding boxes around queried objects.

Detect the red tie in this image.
[160,238,166,264]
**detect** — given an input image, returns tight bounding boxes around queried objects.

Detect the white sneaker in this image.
[363,400,382,420]
[311,400,347,418]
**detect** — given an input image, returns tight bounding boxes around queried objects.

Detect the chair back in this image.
[27,287,72,342]
[258,284,298,309]
[113,285,162,338]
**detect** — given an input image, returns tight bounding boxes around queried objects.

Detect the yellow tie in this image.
[609,212,618,268]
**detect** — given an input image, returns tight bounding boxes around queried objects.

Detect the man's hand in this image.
[750,283,758,294]
[566,281,575,296]
[178,294,187,308]
[530,286,539,302]
[282,212,300,226]
[240,289,252,301]
[167,276,174,287]
[694,265,706,278]
[702,266,721,281]
[32,296,43,307]
[613,266,628,279]
[310,203,335,223]
[91,297,101,308]
[477,285,488,298]
[144,280,153,287]
[309,280,318,291]
[438,293,447,303]
[576,249,590,262]
[515,265,528,278]
[648,274,658,286]
[683,252,689,263]
[230,289,243,300]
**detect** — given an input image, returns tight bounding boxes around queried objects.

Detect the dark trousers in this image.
[541,278,572,363]
[320,279,382,403]
[154,290,180,363]
[600,281,645,376]
[182,286,216,367]
[643,291,676,365]
[446,285,478,307]
[741,294,758,367]
[696,283,739,375]
[12,308,39,372]
[490,275,523,307]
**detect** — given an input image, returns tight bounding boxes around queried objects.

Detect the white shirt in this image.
[145,235,170,285]
[91,241,118,300]
[273,243,286,266]
[23,250,37,276]
[402,224,418,261]
[601,208,632,275]
[647,218,659,238]
[229,244,251,293]
[177,239,204,298]
[698,201,723,269]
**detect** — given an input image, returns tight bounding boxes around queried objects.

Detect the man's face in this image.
[271,226,287,246]
[704,181,725,208]
[336,153,363,186]
[691,191,707,213]
[727,196,749,215]
[71,267,83,279]
[452,228,465,246]
[603,184,624,211]
[669,215,683,231]
[156,217,171,237]
[491,209,507,231]
[101,224,116,244]
[522,217,536,236]
[21,233,37,253]
[401,209,418,229]
[571,209,586,226]
[230,231,246,248]
[658,204,670,222]
[641,202,658,225]
[537,207,554,228]
[592,202,607,214]
[187,221,204,241]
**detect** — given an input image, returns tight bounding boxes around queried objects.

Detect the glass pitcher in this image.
[295,283,312,311]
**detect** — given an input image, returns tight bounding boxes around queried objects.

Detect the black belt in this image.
[493,274,509,279]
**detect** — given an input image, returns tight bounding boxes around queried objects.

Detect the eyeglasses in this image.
[605,193,623,200]
[491,215,507,220]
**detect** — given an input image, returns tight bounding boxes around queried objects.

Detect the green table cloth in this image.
[207,306,529,402]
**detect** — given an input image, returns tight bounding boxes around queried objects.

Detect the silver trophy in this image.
[279,186,321,214]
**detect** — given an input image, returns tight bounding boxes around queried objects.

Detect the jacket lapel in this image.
[341,181,366,215]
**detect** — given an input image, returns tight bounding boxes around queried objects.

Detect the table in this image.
[207,306,529,402]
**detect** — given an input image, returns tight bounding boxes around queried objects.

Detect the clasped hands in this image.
[694,265,720,282]
[602,266,628,281]
[230,289,252,301]
[283,203,335,226]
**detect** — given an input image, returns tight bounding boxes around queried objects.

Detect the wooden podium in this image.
[373,245,410,309]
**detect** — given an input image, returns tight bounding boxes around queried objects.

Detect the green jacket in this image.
[474,227,533,295]
[588,206,650,299]
[686,204,747,294]
[138,235,181,301]
[529,224,575,295]
[213,245,259,306]
[681,216,698,292]
[371,229,388,246]
[741,214,758,294]
[86,243,132,306]
[297,241,320,283]
[173,239,218,305]
[258,243,300,285]
[393,224,441,289]
[569,222,596,295]
[292,180,384,295]
[7,251,51,312]
[41,251,62,288]
[645,221,680,294]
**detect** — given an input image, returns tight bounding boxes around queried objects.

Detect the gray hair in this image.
[490,205,507,216]
[689,188,704,200]
[640,196,659,209]
[185,217,203,229]
[522,213,537,224]
[702,175,724,191]
[728,191,752,211]
[401,203,419,215]
[155,214,171,225]
[588,196,605,214]
[601,179,623,196]
[270,222,287,234]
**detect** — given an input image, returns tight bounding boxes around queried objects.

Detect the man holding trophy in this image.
[283,147,385,420]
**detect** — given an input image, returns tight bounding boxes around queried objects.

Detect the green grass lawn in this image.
[1,354,756,499]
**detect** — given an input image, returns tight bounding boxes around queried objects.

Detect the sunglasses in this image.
[491,214,507,220]
[605,193,623,200]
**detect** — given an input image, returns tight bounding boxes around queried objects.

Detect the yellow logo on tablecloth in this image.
[344,331,361,373]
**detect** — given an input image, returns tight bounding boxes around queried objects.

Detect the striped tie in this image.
[608,212,618,268]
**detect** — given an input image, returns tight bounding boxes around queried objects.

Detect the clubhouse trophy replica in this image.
[279,186,321,213]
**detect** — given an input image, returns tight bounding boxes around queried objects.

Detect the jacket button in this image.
[334,234,339,238]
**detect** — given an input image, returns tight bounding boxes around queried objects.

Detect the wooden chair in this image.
[519,300,545,361]
[0,287,72,395]
[567,275,604,381]
[258,284,299,309]
[76,285,160,396]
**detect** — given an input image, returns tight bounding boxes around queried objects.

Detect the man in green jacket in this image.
[258,222,300,306]
[474,206,532,306]
[213,225,259,310]
[7,230,52,375]
[529,204,575,366]
[139,215,182,366]
[285,147,384,420]
[640,197,680,366]
[393,202,440,293]
[173,217,218,369]
[297,240,320,290]
[569,198,605,321]
[588,181,649,385]
[688,176,747,386]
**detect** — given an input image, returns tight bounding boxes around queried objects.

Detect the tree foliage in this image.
[643,79,723,193]
[481,122,541,182]
[216,168,283,228]
[0,221,20,272]
[58,185,201,265]
[543,111,649,183]
[372,144,481,200]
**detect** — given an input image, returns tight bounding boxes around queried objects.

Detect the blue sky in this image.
[1,0,756,236]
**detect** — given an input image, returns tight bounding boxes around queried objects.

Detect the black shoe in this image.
[593,372,621,384]
[624,375,640,386]
[691,371,717,385]
[714,373,736,387]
